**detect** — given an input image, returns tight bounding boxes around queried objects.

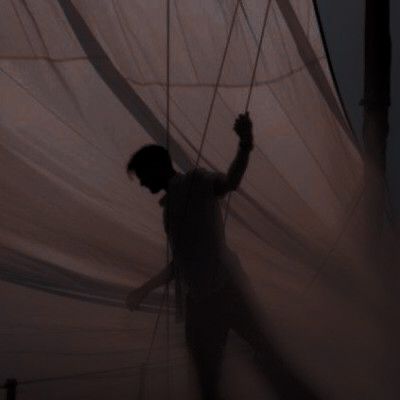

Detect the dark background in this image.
[316,0,399,217]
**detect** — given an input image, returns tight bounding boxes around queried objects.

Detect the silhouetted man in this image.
[126,113,319,400]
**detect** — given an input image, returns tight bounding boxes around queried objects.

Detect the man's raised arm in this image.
[214,112,254,197]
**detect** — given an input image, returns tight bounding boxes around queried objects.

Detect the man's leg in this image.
[227,286,320,400]
[185,295,228,400]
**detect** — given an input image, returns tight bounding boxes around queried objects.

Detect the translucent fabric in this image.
[0,1,398,399]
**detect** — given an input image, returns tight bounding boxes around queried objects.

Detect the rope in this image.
[233,2,371,295]
[244,0,272,112]
[158,0,243,322]
[166,0,171,149]
[165,1,172,397]
[194,0,242,169]
[159,1,243,335]
[223,0,273,226]
[165,281,172,400]
[137,284,170,400]
[138,1,270,397]
[138,1,172,398]
[15,353,185,386]
[169,0,241,250]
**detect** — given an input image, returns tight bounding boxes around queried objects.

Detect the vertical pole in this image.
[166,0,170,150]
[363,0,391,170]
[362,0,391,241]
[5,379,17,400]
[363,3,399,374]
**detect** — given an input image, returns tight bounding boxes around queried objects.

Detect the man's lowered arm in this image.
[126,262,174,311]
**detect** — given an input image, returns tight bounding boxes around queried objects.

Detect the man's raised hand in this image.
[234,111,253,150]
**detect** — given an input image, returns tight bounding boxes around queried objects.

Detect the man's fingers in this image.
[234,112,252,135]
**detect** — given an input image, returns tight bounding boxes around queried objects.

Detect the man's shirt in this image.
[159,168,240,297]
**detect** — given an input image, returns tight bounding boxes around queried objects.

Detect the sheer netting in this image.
[0,1,399,399]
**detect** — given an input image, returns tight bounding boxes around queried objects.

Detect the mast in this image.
[362,0,391,236]
[362,0,391,171]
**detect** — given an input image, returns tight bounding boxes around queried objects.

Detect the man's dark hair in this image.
[126,145,173,176]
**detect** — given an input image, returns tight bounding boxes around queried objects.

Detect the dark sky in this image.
[316,0,400,216]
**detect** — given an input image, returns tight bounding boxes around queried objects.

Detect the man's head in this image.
[127,145,174,193]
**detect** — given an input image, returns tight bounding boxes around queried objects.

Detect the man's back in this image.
[161,168,237,295]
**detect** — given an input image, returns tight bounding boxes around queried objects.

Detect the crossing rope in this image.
[138,0,173,398]
[224,0,273,226]
[138,1,272,398]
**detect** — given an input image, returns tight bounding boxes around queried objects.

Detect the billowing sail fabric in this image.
[0,1,397,399]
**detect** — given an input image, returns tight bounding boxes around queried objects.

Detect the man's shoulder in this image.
[179,168,205,184]
[186,168,222,181]
[183,168,225,196]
